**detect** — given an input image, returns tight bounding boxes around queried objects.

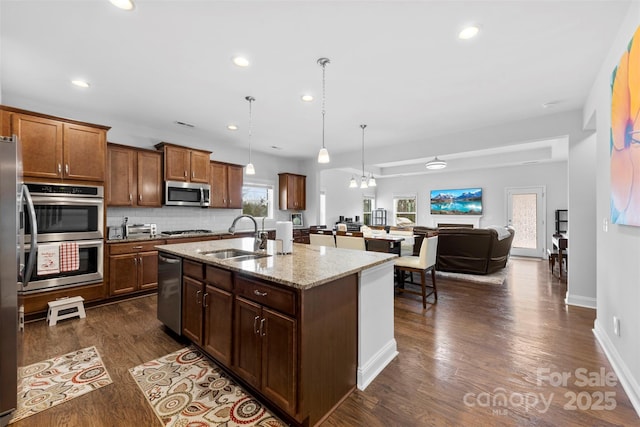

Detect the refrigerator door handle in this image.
[21,185,38,287]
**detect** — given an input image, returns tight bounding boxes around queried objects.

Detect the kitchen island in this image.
[156,237,397,427]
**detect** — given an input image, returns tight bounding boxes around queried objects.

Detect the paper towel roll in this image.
[276,221,293,254]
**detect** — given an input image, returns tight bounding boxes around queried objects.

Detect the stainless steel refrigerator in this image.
[0,135,37,427]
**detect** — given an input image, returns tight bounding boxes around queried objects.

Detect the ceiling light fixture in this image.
[245,96,256,175]
[71,80,90,88]
[317,57,331,164]
[109,0,135,11]
[426,156,447,170]
[301,94,314,102]
[458,25,479,40]
[232,56,250,67]
[227,124,238,131]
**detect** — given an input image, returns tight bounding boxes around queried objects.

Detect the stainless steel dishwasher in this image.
[157,252,182,334]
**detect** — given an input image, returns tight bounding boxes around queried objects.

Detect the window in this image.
[394,196,416,226]
[363,196,374,225]
[242,184,273,218]
[319,191,326,226]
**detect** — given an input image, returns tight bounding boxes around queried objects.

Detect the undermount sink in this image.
[197,248,270,262]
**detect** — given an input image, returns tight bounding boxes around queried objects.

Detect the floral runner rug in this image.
[129,347,286,427]
[10,346,112,424]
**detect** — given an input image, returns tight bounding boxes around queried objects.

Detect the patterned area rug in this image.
[10,346,112,424]
[129,347,286,427]
[435,266,508,285]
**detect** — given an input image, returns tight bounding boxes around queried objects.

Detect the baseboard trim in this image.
[565,293,596,309]
[593,319,640,418]
[357,338,398,391]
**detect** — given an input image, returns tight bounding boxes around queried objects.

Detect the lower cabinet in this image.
[108,240,162,296]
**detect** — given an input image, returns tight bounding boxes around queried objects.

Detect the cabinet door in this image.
[138,251,158,290]
[13,113,63,179]
[63,123,106,182]
[227,164,244,209]
[294,175,306,210]
[261,307,297,414]
[190,150,210,183]
[209,162,228,208]
[164,145,190,181]
[107,145,135,206]
[203,284,233,366]
[182,277,204,345]
[137,151,163,207]
[109,254,138,295]
[233,297,262,389]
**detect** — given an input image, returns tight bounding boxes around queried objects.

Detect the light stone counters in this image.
[155,237,397,290]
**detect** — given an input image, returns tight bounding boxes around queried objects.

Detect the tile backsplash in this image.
[107,207,288,233]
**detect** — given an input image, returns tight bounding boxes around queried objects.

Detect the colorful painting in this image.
[611,26,640,226]
[430,188,482,215]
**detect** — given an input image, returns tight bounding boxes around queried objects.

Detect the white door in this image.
[506,187,545,258]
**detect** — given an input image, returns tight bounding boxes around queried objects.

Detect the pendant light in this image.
[245,96,256,175]
[317,57,331,164]
[357,124,369,188]
[368,174,377,187]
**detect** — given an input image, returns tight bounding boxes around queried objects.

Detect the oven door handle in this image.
[21,185,38,287]
[30,195,104,206]
[76,239,104,248]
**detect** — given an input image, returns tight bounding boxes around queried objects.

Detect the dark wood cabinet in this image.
[182,275,205,344]
[278,173,306,210]
[107,241,161,296]
[107,144,162,207]
[210,161,243,209]
[156,142,211,183]
[293,228,310,244]
[1,107,108,183]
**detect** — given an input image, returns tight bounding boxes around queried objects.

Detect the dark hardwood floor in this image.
[15,258,639,426]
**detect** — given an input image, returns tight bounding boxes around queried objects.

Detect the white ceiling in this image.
[0,0,630,171]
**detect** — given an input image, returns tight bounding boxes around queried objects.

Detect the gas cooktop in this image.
[162,229,213,236]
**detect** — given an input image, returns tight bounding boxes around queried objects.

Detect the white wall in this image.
[566,134,597,308]
[370,161,567,251]
[584,1,640,415]
[320,168,376,227]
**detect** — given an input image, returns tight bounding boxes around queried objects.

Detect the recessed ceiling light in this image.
[542,101,559,109]
[71,80,90,88]
[227,124,238,131]
[271,146,283,150]
[175,121,195,128]
[109,0,135,11]
[301,94,314,102]
[458,25,480,40]
[232,56,250,67]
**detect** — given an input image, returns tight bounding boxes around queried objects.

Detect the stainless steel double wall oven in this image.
[22,182,104,293]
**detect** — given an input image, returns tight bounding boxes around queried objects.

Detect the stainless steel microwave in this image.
[165,180,210,207]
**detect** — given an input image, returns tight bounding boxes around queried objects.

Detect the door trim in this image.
[506,186,546,259]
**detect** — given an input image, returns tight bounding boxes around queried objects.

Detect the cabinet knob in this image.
[134,258,137,266]
[196,290,202,304]
[184,170,187,178]
[139,194,142,201]
[253,290,267,297]
[202,292,208,308]
[132,246,143,250]
[260,318,266,337]
[65,164,69,175]
[57,163,62,174]
[192,171,195,178]
[139,257,142,266]
[129,194,133,201]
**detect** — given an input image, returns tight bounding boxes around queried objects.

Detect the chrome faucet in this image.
[228,215,267,250]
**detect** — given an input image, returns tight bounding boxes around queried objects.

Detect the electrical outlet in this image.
[603,218,609,232]
[613,316,620,336]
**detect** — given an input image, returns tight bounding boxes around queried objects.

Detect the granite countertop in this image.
[156,237,397,290]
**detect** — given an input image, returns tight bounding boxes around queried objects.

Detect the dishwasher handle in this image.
[159,254,181,264]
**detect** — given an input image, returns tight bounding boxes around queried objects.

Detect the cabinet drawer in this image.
[206,265,233,291]
[235,275,296,316]
[109,239,165,255]
[183,260,204,280]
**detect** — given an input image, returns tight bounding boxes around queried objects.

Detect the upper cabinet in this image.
[210,161,243,209]
[107,143,162,207]
[1,107,109,183]
[155,142,211,183]
[278,173,306,210]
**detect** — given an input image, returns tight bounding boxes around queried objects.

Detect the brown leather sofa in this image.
[433,227,515,275]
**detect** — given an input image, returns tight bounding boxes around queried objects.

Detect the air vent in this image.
[175,121,195,128]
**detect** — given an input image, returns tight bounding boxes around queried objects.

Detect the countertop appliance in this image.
[157,252,182,334]
[125,223,157,238]
[1,135,37,426]
[164,180,210,207]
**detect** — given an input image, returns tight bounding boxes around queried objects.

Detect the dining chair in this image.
[394,236,438,308]
[309,230,336,247]
[335,231,366,251]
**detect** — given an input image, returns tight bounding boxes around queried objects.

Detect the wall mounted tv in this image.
[430,188,483,215]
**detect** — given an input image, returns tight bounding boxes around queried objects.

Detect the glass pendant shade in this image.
[426,156,447,170]
[246,163,255,175]
[318,147,330,164]
[368,175,377,187]
[349,177,358,188]
[360,176,368,189]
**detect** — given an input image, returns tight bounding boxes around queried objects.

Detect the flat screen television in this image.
[430,188,483,215]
